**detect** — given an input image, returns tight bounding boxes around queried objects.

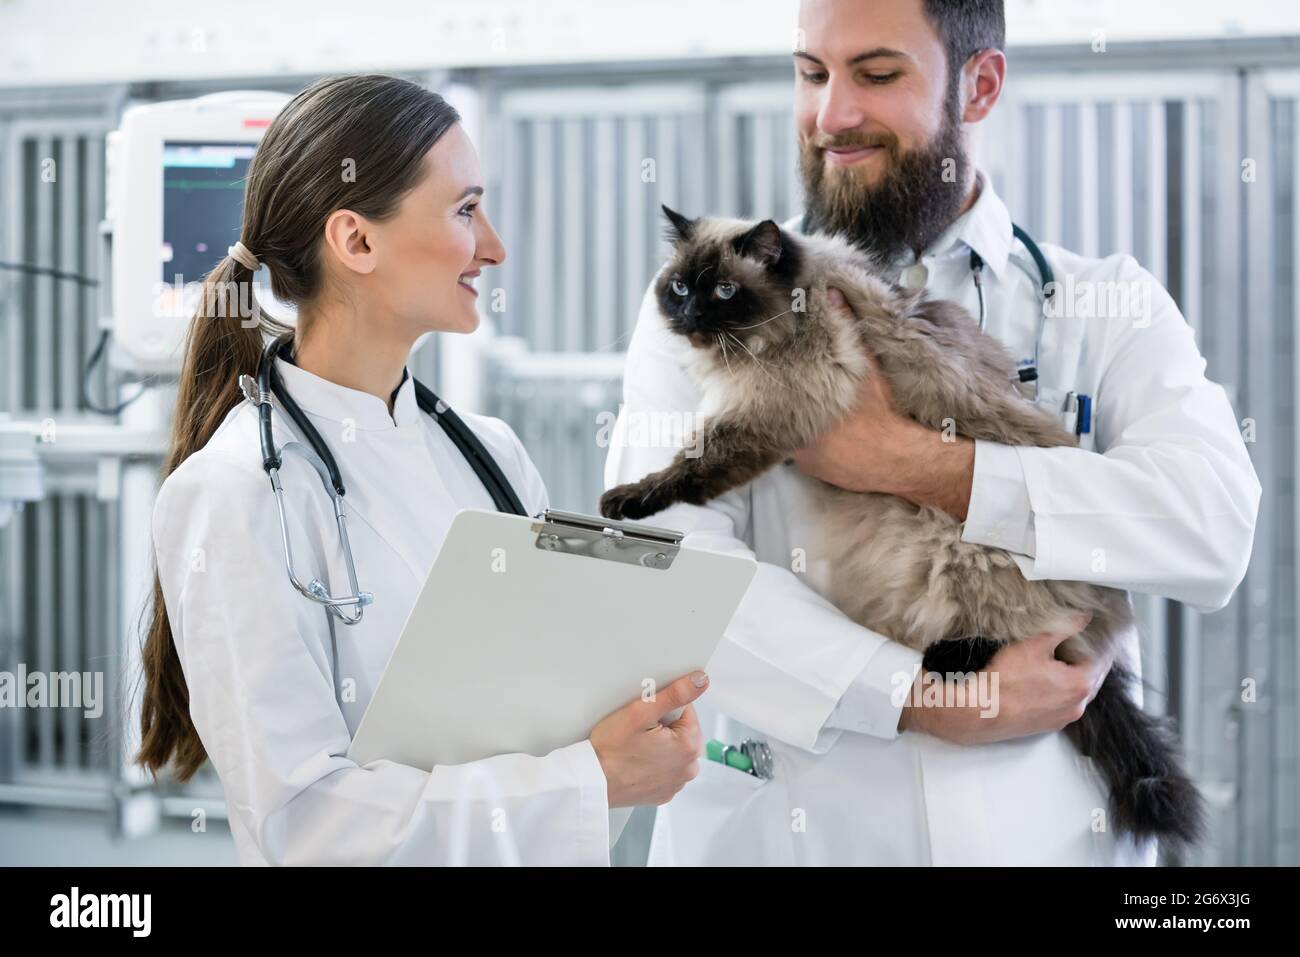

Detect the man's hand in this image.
[790,288,975,520]
[898,613,1114,745]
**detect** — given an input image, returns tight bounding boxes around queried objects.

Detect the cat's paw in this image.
[599,483,655,520]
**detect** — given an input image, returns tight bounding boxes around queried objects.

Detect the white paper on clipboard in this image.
[347,507,757,851]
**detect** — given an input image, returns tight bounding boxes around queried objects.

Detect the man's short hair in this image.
[923,0,1005,91]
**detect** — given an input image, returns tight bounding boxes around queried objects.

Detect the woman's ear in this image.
[322,208,377,276]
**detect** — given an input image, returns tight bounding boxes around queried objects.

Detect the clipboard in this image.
[347,507,757,844]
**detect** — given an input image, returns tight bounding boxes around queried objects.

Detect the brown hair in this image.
[137,74,461,782]
[922,0,1005,98]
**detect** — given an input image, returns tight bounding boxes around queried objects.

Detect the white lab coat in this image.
[152,356,611,866]
[607,172,1261,866]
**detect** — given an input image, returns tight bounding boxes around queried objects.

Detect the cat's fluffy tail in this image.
[1066,665,1206,853]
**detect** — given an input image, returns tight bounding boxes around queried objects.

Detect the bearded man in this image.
[605,0,1259,866]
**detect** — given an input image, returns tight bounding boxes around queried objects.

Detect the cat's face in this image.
[655,207,803,355]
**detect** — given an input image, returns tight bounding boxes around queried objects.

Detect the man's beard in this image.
[800,99,970,264]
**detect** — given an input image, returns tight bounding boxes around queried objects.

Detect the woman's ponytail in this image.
[137,249,289,781]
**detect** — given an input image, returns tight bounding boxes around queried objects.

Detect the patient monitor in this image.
[106,91,290,375]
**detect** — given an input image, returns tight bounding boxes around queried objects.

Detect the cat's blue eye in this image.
[715,281,737,300]
[671,279,688,296]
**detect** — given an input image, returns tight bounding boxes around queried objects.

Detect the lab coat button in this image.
[901,263,929,289]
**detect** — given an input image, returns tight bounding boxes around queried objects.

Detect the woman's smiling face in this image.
[365,122,506,337]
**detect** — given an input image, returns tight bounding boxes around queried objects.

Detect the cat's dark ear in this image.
[661,205,696,243]
[735,219,783,266]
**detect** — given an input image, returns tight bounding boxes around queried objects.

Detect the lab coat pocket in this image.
[646,757,785,867]
[1032,384,1097,452]
[1035,377,1103,451]
[1031,384,1069,431]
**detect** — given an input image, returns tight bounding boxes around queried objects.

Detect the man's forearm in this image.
[886,429,976,521]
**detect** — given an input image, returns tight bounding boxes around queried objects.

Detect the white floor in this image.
[0,805,239,866]
[0,803,654,865]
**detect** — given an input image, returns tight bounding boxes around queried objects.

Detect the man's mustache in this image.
[807,132,898,153]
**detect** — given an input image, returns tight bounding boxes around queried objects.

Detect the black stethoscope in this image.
[802,219,1084,429]
[969,223,1090,436]
[971,222,1053,395]
[238,334,527,625]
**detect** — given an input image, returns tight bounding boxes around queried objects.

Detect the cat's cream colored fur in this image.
[682,226,1132,660]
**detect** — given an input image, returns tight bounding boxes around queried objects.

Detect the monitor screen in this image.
[157,141,272,319]
[162,141,257,284]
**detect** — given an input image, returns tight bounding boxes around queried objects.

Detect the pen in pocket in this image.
[705,738,774,779]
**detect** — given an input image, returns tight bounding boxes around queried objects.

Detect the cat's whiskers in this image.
[733,308,793,331]
[639,469,675,504]
[715,333,737,379]
[588,327,637,353]
[724,331,781,386]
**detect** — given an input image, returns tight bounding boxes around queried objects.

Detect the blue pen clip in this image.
[1076,393,1092,435]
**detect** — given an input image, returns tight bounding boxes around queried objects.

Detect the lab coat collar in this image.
[912,169,1013,280]
[273,355,421,430]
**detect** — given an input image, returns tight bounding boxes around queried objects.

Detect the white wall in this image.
[0,0,798,87]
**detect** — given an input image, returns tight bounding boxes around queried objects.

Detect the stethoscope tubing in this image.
[246,335,528,624]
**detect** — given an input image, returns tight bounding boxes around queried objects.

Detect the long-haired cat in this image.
[600,205,1204,850]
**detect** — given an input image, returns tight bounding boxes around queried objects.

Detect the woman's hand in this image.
[589,671,708,808]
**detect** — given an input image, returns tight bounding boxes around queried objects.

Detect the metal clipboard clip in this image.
[530,508,684,570]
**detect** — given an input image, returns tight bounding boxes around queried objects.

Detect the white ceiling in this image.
[1,0,1297,89]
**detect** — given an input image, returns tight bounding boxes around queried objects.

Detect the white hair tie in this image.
[228,240,261,272]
